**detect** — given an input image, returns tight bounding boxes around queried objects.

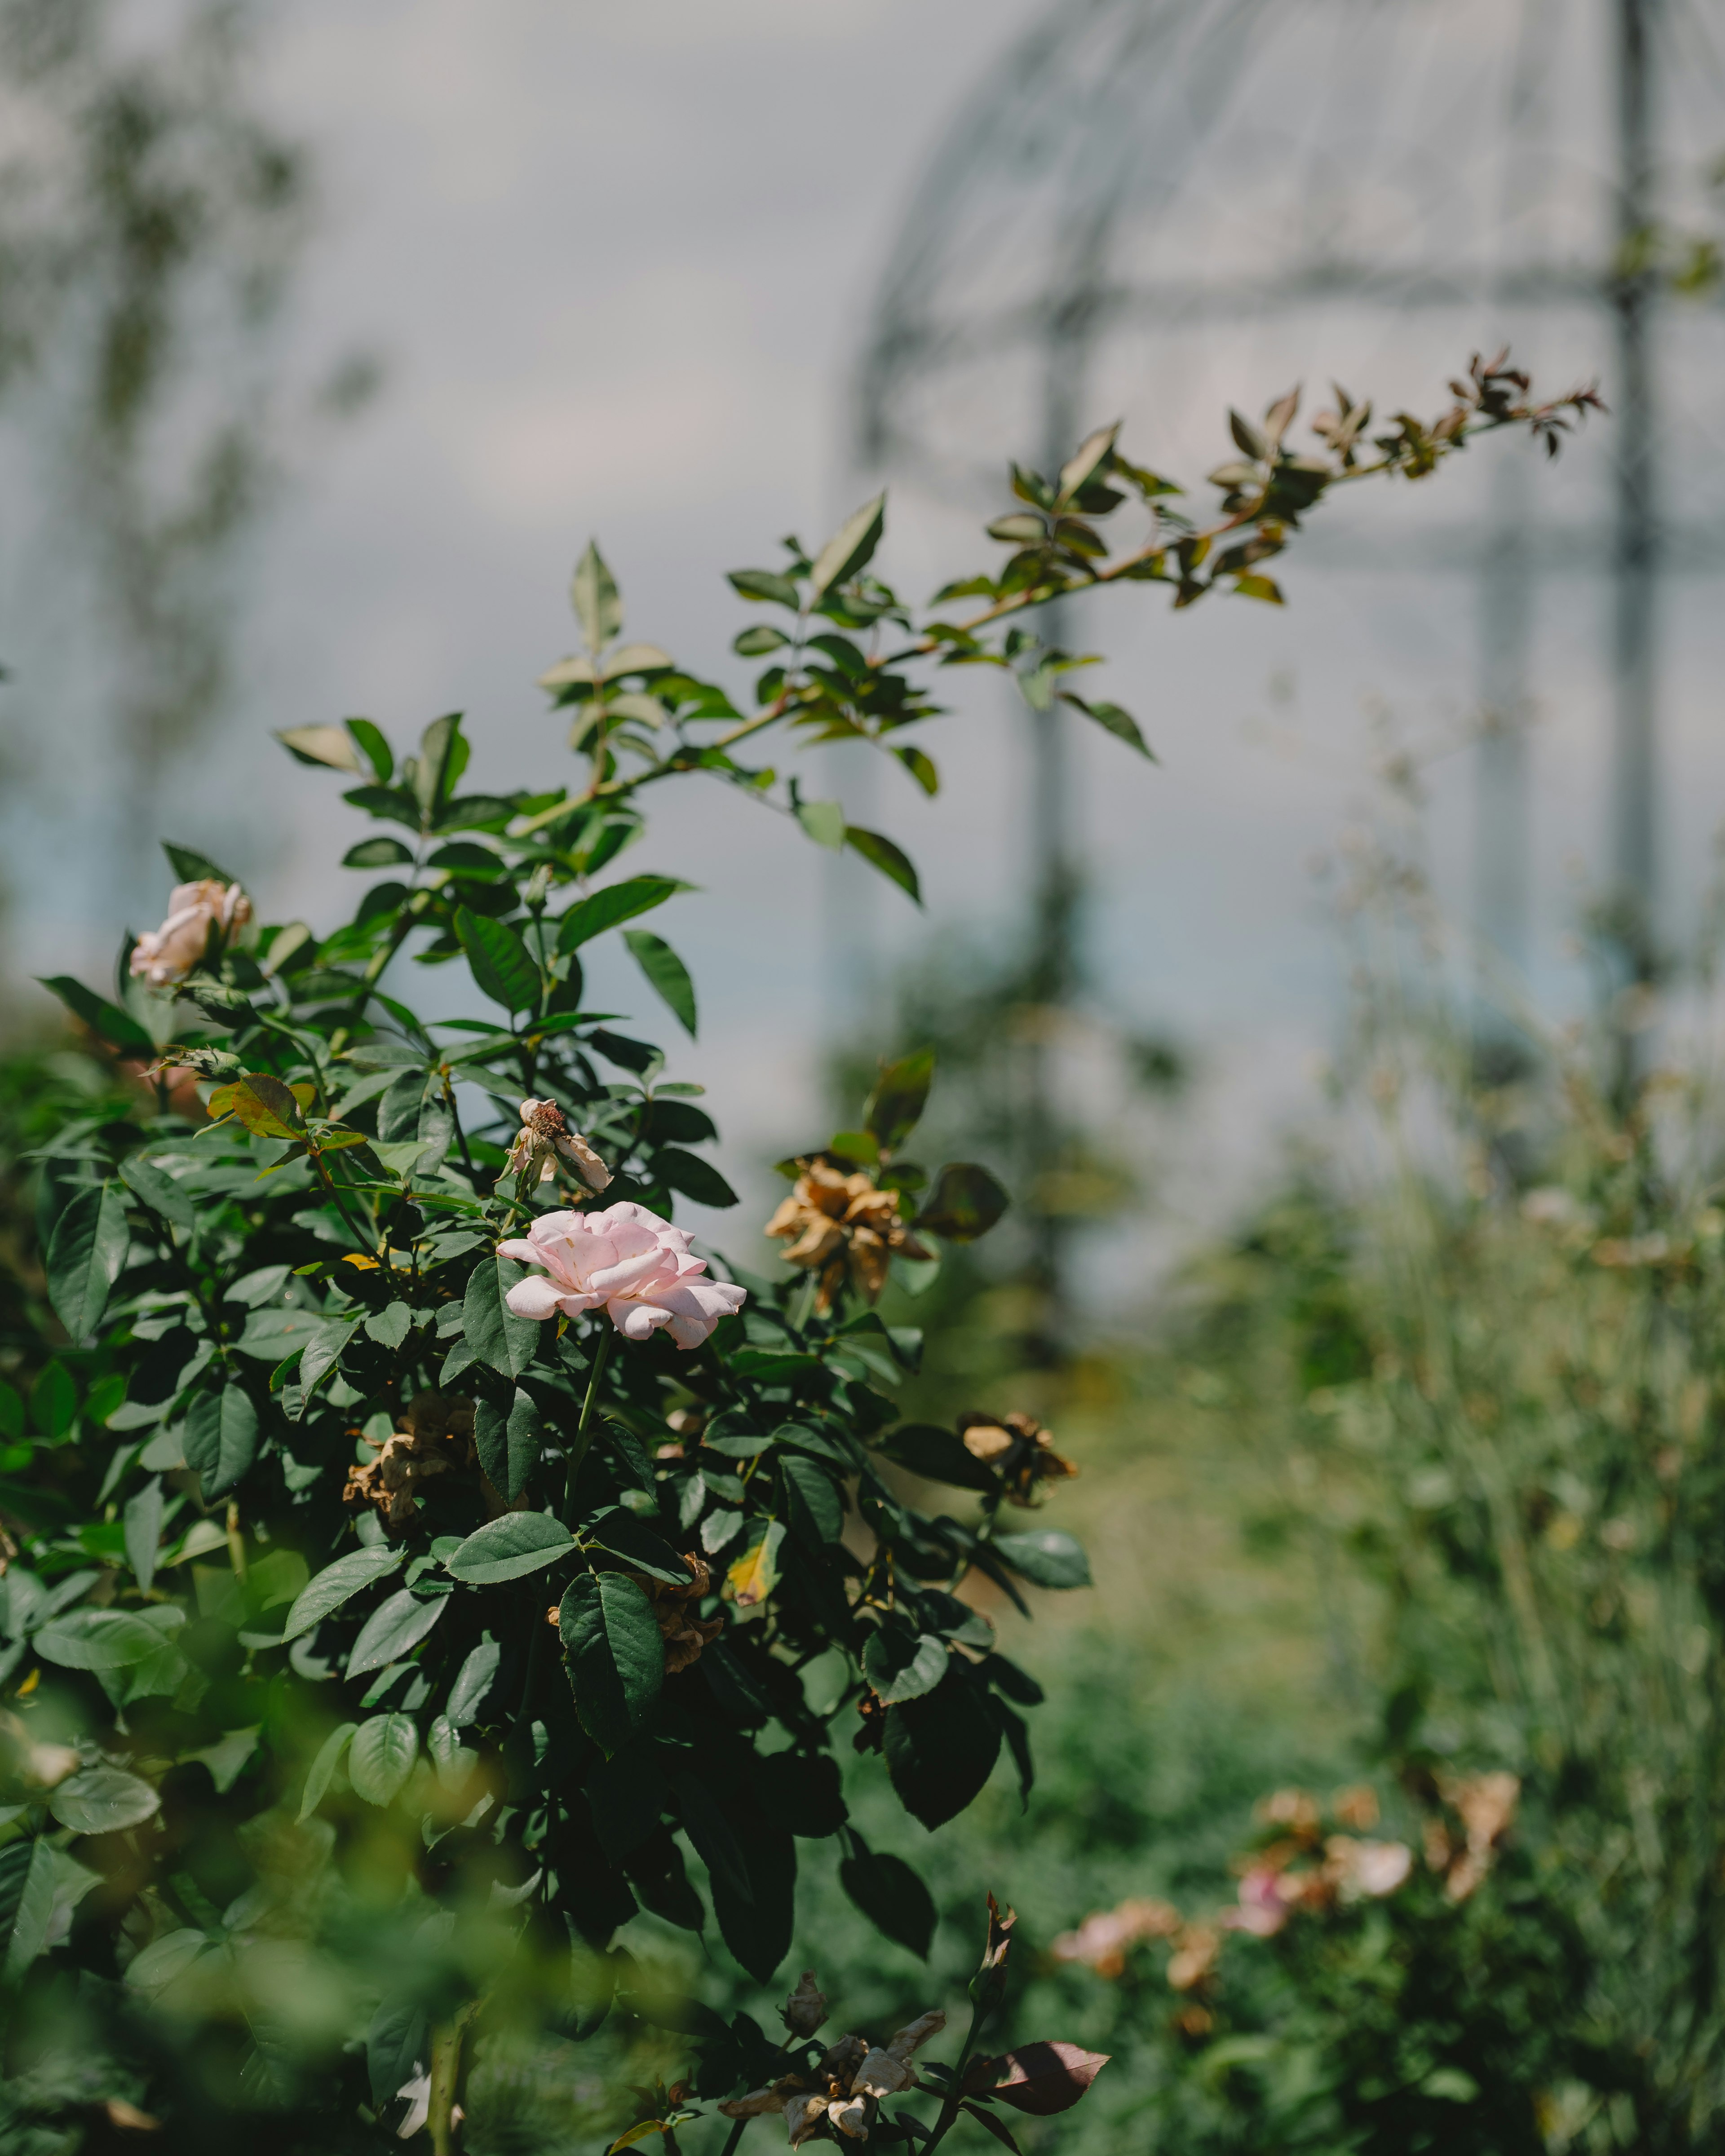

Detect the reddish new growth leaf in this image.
[974,2042,1110,2117]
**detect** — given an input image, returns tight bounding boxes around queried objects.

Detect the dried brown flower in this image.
[625,1550,722,1674]
[719,2009,945,2145]
[766,1158,931,1310]
[957,1410,1076,1504]
[781,1971,829,2039]
[343,1390,475,1530]
[504,1097,611,1193]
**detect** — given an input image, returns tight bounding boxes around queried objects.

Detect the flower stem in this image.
[561,1324,613,1524]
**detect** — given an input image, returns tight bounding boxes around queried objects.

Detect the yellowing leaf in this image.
[207,1074,306,1141]
[728,1520,786,1608]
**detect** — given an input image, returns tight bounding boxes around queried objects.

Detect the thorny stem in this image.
[427,2002,478,2156]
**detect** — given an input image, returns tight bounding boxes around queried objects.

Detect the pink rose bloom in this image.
[130,879,251,987]
[498,1203,746,1350]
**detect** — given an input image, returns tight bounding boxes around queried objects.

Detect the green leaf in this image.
[410,713,469,821]
[347,1587,449,1677]
[46,1183,129,1339]
[884,1670,1001,1829]
[1056,421,1121,504]
[118,1154,195,1233]
[895,747,940,796]
[876,1423,997,1494]
[473,1387,540,1503]
[446,1510,573,1585]
[1,1841,60,1980]
[732,624,787,657]
[346,717,394,781]
[36,976,155,1056]
[781,1455,844,1546]
[282,1544,405,1642]
[915,1162,1009,1243]
[367,1994,430,2111]
[559,1571,664,1753]
[727,568,801,609]
[184,1385,259,1501]
[557,875,692,954]
[838,1847,936,1958]
[864,1626,948,1705]
[623,930,697,1038]
[810,492,886,596]
[573,539,623,650]
[1057,692,1155,759]
[163,841,238,886]
[49,1765,160,1836]
[32,1608,160,1671]
[455,907,540,1013]
[1234,573,1284,605]
[300,1317,359,1401]
[844,826,921,905]
[462,1259,539,1382]
[348,1713,419,1807]
[990,1529,1091,1590]
[865,1048,935,1152]
[297,1722,357,1822]
[656,1148,738,1209]
[30,1361,77,1440]
[277,724,363,773]
[364,1303,413,1351]
[796,800,846,851]
[584,1506,687,1584]
[344,836,414,868]
[123,1478,164,1593]
[124,1928,211,1998]
[447,1638,501,1726]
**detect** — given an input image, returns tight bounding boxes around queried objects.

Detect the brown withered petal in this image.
[960,1422,1016,1463]
[852,2049,912,2101]
[784,2093,832,2146]
[884,2010,945,2065]
[829,2097,873,2141]
[819,2036,868,2086]
[717,2090,787,2121]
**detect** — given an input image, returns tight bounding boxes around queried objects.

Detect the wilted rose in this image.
[766,1157,931,1309]
[504,1097,611,1193]
[343,1390,475,1530]
[129,880,251,987]
[957,1409,1077,1504]
[499,1202,745,1349]
[631,1550,723,1673]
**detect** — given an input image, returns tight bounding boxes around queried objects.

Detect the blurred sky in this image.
[13,0,1725,1300]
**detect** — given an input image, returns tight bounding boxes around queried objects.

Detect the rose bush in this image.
[0,357,1589,2147]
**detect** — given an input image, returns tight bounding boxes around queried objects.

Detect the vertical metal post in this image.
[1021,298,1087,1357]
[1473,450,1534,1071]
[1610,0,1660,986]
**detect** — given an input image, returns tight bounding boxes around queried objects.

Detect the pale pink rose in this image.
[498,1202,745,1350]
[130,879,251,987]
